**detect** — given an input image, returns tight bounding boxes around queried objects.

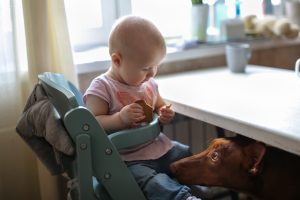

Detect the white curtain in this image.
[0,0,77,199]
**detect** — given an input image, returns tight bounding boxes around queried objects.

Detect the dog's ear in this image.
[246,141,266,175]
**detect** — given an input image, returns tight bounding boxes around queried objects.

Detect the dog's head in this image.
[170,136,266,188]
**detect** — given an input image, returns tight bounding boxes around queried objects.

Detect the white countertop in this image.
[156,65,300,156]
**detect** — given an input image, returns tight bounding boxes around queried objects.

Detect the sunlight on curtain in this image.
[23,0,78,85]
[0,0,77,199]
[0,0,40,200]
[0,0,25,129]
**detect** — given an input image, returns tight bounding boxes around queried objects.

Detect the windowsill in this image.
[74,37,300,75]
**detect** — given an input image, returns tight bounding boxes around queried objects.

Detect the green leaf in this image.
[191,0,203,4]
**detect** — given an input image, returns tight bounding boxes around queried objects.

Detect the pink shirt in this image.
[83,74,173,161]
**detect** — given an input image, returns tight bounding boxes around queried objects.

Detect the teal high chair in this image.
[37,72,161,200]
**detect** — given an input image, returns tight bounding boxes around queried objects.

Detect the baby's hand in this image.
[159,104,174,124]
[119,103,145,126]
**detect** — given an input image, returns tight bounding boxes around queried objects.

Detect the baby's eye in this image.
[142,68,150,71]
[142,66,157,72]
[210,151,219,162]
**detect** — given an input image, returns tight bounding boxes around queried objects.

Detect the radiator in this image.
[163,113,236,154]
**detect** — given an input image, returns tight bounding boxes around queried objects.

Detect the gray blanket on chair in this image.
[16,83,75,175]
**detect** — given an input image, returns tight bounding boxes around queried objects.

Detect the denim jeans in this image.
[126,141,193,200]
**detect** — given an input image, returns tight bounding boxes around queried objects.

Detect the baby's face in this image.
[119,48,165,86]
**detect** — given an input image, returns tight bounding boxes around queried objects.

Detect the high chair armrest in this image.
[108,114,161,150]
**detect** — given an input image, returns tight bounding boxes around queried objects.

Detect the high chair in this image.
[17,72,239,200]
[37,72,162,200]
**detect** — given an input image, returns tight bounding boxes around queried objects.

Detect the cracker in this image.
[135,100,153,123]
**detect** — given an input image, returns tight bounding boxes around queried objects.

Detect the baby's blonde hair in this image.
[108,15,166,59]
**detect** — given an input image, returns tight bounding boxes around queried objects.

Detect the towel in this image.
[16,83,75,175]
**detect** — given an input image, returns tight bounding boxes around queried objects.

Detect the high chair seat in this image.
[24,72,161,200]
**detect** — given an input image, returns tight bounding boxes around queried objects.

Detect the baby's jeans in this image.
[126,141,194,200]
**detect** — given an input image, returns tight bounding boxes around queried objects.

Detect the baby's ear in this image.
[246,141,266,175]
[111,52,121,67]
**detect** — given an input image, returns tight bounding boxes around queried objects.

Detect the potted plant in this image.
[191,0,203,4]
[190,0,208,42]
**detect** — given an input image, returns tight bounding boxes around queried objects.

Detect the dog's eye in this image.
[210,151,219,162]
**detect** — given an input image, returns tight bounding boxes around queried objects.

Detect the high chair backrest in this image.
[38,72,161,200]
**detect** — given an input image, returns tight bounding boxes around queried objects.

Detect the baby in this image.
[83,15,201,200]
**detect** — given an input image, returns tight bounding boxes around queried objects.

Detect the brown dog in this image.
[170,136,300,200]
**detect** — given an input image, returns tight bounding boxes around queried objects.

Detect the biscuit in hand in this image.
[135,100,153,123]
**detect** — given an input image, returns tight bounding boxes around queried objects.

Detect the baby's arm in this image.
[155,93,175,124]
[85,95,145,133]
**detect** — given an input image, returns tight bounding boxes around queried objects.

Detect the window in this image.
[65,0,283,52]
[130,0,190,40]
[64,0,117,51]
[64,0,192,49]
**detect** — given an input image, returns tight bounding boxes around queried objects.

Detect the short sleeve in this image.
[83,76,111,106]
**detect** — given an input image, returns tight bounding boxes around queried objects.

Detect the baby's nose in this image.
[147,70,155,77]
